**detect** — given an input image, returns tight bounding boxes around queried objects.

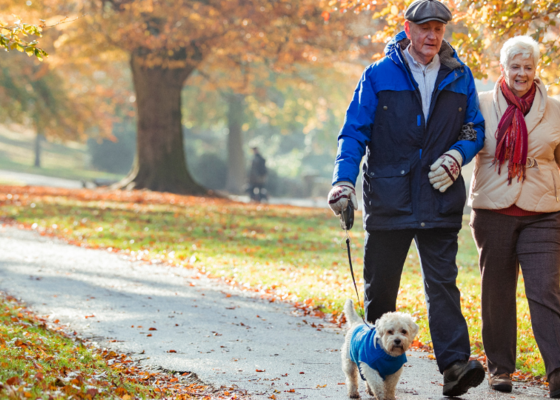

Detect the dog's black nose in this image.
[394,338,401,345]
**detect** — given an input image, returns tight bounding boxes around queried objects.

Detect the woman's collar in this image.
[493,76,547,133]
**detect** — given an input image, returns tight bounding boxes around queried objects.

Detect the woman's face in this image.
[501,53,536,98]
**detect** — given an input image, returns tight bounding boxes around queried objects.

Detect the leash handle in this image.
[340,202,354,230]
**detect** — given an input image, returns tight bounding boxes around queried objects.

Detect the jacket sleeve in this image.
[449,67,485,166]
[332,66,377,186]
[554,145,560,169]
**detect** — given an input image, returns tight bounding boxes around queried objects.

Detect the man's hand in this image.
[328,181,358,216]
[429,150,463,193]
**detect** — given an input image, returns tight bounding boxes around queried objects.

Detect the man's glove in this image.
[327,181,358,216]
[429,150,463,193]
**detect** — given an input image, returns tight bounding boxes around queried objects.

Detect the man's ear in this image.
[404,20,411,38]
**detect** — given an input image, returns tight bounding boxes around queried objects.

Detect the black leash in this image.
[340,203,372,329]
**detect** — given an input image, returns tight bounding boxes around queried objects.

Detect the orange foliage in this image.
[329,0,560,89]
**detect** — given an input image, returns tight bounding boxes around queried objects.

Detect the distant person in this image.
[248,147,268,202]
[469,36,560,397]
[327,0,487,396]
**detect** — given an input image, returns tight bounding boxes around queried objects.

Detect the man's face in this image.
[405,20,445,64]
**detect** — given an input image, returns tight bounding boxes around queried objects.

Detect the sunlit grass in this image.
[0,186,544,377]
[0,295,158,399]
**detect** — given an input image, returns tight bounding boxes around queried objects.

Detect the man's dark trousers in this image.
[364,228,471,373]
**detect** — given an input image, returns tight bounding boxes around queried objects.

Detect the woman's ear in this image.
[500,63,505,77]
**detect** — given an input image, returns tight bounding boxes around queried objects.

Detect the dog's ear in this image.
[408,318,419,339]
[375,316,386,336]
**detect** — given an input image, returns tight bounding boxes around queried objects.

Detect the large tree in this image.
[11,0,361,194]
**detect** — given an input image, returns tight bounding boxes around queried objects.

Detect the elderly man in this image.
[328,0,486,396]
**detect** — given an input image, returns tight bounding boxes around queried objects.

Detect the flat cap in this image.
[405,0,452,25]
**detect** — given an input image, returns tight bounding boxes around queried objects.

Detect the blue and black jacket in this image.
[333,31,485,231]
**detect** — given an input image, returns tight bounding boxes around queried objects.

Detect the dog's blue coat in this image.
[350,325,407,381]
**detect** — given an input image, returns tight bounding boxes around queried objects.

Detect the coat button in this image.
[458,107,463,112]
[421,222,425,227]
[383,106,388,110]
[401,170,405,174]
[461,69,464,73]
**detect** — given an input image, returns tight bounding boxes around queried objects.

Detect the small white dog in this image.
[341,299,419,400]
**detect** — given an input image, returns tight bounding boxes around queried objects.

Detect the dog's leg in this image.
[360,363,385,400]
[342,330,360,398]
[383,367,403,400]
[343,359,360,398]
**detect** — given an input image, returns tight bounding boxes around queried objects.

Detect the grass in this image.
[0,294,159,399]
[0,292,245,399]
[0,125,123,182]
[0,186,545,380]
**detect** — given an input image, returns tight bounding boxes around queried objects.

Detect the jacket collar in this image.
[493,77,547,134]
[384,31,462,71]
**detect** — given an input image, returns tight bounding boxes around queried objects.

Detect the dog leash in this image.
[340,204,372,329]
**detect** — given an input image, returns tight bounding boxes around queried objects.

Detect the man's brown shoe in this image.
[549,368,560,398]
[443,360,485,397]
[488,373,512,393]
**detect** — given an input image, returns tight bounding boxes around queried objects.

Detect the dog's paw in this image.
[348,393,360,399]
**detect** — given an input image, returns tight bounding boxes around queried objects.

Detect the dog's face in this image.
[375,312,419,357]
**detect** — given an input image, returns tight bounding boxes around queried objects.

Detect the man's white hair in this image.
[500,36,540,68]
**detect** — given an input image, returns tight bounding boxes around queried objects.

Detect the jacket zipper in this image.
[552,171,559,202]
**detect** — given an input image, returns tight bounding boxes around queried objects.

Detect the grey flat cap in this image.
[405,0,452,24]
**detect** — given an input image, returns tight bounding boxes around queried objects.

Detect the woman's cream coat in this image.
[469,78,560,212]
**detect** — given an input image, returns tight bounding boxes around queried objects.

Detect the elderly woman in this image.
[469,36,560,397]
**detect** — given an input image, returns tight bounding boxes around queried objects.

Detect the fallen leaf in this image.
[147,334,152,337]
[299,372,305,374]
[256,369,266,372]
[149,327,157,331]
[168,350,177,353]
[6,376,20,385]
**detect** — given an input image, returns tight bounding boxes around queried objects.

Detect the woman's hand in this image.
[429,150,463,193]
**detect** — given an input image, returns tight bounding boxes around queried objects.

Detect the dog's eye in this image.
[388,330,394,335]
[401,329,407,334]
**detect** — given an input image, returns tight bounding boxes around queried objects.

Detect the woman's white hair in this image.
[500,36,540,68]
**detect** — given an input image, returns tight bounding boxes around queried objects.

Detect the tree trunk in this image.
[114,51,206,195]
[225,94,247,194]
[34,132,43,168]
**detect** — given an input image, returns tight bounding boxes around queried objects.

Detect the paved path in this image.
[0,169,84,189]
[0,226,547,399]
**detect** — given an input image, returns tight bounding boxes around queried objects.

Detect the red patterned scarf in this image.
[493,77,536,184]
